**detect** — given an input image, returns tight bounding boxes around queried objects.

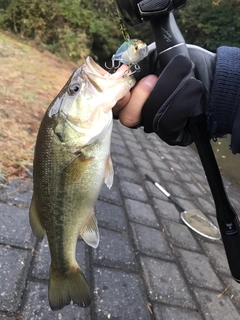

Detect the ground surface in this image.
[0,31,77,181]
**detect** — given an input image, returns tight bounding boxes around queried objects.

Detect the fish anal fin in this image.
[104,155,114,189]
[80,209,99,248]
[49,262,91,311]
[29,193,46,240]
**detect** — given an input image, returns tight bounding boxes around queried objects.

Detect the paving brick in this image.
[131,223,173,260]
[21,281,91,320]
[0,246,30,312]
[174,198,196,211]
[117,123,133,135]
[200,242,231,276]
[125,198,159,227]
[175,154,189,164]
[201,182,211,194]
[192,172,208,184]
[99,184,122,206]
[153,198,180,222]
[93,267,151,320]
[161,219,201,252]
[176,171,192,183]
[111,136,125,147]
[159,170,178,183]
[128,146,149,160]
[114,166,141,184]
[32,237,88,280]
[117,123,134,134]
[0,315,16,320]
[168,145,184,155]
[152,158,170,171]
[151,142,167,154]
[176,248,223,290]
[185,162,204,175]
[196,197,215,216]
[125,139,143,151]
[0,179,32,208]
[160,152,175,161]
[0,203,36,249]
[222,275,240,310]
[167,161,184,171]
[180,147,197,158]
[146,149,162,162]
[95,200,127,232]
[133,156,154,171]
[119,180,148,202]
[168,183,190,199]
[133,127,150,144]
[110,142,128,156]
[184,183,205,197]
[122,132,138,144]
[92,227,137,271]
[111,127,120,136]
[153,303,203,320]
[140,256,196,308]
[111,154,135,169]
[193,287,240,320]
[138,168,156,183]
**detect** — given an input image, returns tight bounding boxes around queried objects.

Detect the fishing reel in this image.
[115,0,187,26]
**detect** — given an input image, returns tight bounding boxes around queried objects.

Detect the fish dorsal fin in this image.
[29,193,46,240]
[79,209,99,248]
[104,155,114,189]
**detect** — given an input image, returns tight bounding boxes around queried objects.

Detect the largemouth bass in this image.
[29,57,136,311]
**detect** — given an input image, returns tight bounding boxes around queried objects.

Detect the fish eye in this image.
[68,83,80,95]
[134,45,138,51]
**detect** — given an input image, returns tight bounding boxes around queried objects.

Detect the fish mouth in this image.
[80,56,136,113]
[84,56,132,82]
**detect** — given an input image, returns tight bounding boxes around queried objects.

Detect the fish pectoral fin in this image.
[49,262,91,311]
[80,209,99,248]
[29,193,46,240]
[64,153,93,185]
[104,155,114,189]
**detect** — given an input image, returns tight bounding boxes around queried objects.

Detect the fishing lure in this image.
[105,39,148,74]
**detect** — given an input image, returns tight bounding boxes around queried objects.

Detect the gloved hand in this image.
[134,43,216,146]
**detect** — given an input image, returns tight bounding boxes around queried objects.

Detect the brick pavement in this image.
[1,120,240,319]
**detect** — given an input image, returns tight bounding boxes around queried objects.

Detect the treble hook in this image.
[123,64,141,77]
[105,55,121,72]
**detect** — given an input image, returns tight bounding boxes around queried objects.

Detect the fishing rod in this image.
[115,0,240,283]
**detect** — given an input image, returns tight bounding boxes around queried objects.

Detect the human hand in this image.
[112,72,158,127]
[113,43,216,146]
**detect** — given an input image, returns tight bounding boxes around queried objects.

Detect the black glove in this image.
[135,43,216,147]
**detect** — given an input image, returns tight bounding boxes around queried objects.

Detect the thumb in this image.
[119,75,157,127]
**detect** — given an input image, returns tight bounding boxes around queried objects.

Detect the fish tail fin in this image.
[48,263,91,311]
